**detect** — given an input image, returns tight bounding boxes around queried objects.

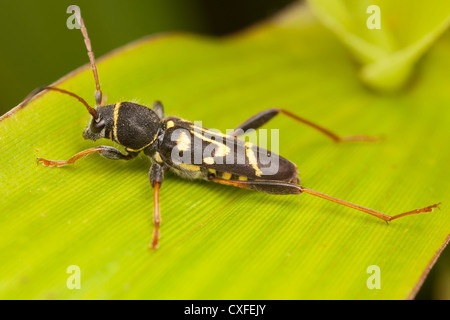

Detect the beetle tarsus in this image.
[388,202,440,221]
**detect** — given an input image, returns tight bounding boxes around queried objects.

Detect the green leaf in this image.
[308,0,450,91]
[0,3,449,299]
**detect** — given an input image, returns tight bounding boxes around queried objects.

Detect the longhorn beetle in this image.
[24,12,439,249]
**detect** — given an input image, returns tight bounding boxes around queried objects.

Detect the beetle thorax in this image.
[111,102,161,151]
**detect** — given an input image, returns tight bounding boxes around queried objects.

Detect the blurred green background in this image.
[0,0,448,299]
[0,0,293,111]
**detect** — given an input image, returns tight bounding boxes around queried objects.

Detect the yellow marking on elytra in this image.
[113,102,121,143]
[154,152,163,163]
[166,120,175,129]
[208,168,216,174]
[238,176,248,181]
[203,157,215,165]
[177,131,191,151]
[178,163,200,172]
[222,172,232,180]
[245,141,262,177]
[191,130,230,157]
[190,123,229,138]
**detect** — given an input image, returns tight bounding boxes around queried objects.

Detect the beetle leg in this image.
[37,146,138,167]
[300,188,440,222]
[210,177,439,222]
[210,177,301,195]
[149,163,164,249]
[230,108,378,143]
[152,101,165,119]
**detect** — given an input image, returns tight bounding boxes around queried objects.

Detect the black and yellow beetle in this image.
[24,12,439,249]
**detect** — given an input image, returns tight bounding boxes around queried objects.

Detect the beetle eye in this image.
[91,116,105,133]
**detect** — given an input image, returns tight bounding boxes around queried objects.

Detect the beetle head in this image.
[83,104,114,141]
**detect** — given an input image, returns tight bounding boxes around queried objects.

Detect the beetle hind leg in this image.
[210,177,302,195]
[210,177,438,222]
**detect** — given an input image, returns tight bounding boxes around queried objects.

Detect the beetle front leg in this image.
[37,146,139,167]
[149,163,165,249]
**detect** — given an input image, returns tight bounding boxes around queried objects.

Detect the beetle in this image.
[24,12,439,249]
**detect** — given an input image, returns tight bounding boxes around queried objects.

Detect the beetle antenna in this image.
[74,11,103,107]
[21,86,98,118]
